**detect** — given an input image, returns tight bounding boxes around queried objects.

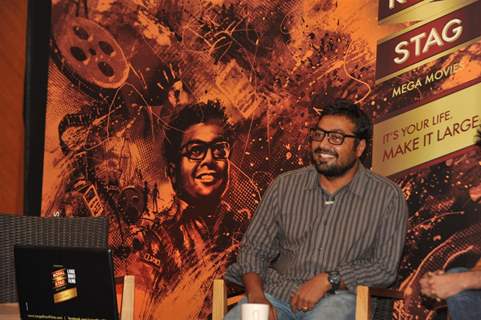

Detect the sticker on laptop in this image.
[52,265,78,303]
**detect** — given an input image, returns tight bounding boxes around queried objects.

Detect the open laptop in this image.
[14,245,119,320]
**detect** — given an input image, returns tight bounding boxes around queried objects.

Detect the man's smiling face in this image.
[174,121,229,205]
[310,114,364,178]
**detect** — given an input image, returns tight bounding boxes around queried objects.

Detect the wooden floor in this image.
[0,0,27,215]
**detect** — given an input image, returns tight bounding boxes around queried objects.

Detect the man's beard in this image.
[311,147,357,178]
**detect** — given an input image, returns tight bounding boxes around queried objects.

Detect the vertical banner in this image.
[373,0,481,318]
[37,0,481,319]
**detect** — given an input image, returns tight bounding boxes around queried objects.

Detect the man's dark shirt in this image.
[226,164,408,303]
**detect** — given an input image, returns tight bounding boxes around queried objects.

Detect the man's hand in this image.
[247,292,277,320]
[420,271,465,300]
[243,272,277,320]
[290,273,331,312]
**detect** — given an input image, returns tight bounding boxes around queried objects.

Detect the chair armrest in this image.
[356,285,403,320]
[213,279,227,320]
[212,279,245,320]
[368,287,403,299]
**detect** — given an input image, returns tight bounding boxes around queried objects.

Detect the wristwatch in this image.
[327,271,341,293]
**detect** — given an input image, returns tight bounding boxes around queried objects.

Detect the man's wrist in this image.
[327,271,341,293]
[243,272,266,301]
[246,286,265,298]
[461,271,479,291]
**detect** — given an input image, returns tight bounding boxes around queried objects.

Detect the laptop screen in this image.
[14,245,119,320]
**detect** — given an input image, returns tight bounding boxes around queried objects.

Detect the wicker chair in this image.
[212,279,403,320]
[0,214,108,303]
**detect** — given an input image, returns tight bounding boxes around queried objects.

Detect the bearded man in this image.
[224,100,408,320]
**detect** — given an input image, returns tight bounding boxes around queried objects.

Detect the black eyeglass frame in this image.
[180,140,231,160]
[309,128,358,145]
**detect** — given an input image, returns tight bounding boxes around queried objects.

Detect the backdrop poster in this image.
[37,0,481,319]
[373,0,481,318]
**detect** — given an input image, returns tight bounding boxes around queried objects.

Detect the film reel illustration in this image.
[52,15,129,98]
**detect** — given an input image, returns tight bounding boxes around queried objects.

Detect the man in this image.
[129,101,248,319]
[151,183,159,213]
[160,100,245,256]
[225,100,408,320]
[419,129,481,320]
[163,101,233,213]
[420,260,481,320]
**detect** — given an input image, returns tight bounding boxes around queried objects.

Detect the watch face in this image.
[328,272,340,285]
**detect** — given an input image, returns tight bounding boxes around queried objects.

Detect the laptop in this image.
[14,245,119,320]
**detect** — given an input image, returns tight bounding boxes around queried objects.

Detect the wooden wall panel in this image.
[0,0,27,215]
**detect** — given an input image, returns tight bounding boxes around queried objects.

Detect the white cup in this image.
[240,303,269,320]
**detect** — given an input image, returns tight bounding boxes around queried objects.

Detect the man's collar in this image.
[304,163,368,196]
[305,165,320,191]
[346,164,368,196]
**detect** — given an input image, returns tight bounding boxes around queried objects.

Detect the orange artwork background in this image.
[40,0,481,319]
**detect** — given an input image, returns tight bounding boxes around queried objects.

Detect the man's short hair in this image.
[318,100,372,143]
[163,100,234,164]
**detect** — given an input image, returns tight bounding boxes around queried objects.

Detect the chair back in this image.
[0,214,108,303]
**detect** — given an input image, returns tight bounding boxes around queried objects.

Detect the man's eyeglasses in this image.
[309,128,358,145]
[180,141,231,160]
